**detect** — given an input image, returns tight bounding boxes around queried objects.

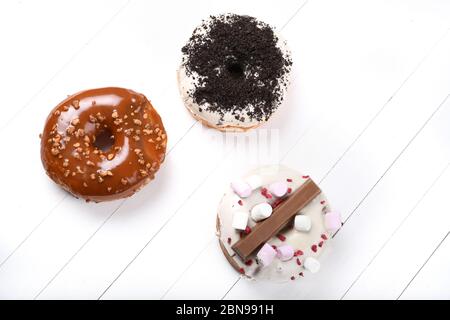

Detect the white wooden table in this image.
[0,0,449,300]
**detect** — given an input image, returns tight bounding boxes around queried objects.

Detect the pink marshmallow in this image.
[231,180,252,198]
[269,181,288,197]
[324,211,342,232]
[256,243,277,267]
[276,245,294,261]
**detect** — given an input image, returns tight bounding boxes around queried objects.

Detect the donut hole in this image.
[225,58,245,79]
[93,128,115,152]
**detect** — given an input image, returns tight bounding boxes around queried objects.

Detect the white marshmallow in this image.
[251,202,273,222]
[294,215,312,232]
[304,257,321,273]
[232,211,249,230]
[245,175,263,190]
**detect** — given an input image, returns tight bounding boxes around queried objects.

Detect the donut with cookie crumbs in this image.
[178,13,292,131]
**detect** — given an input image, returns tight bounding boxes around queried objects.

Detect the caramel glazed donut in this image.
[217,165,342,282]
[40,87,167,202]
[178,14,292,131]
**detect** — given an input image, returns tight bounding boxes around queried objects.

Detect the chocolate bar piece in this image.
[232,179,321,260]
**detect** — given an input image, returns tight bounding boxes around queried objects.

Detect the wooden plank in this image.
[400,232,450,300]
[0,0,129,131]
[344,167,450,299]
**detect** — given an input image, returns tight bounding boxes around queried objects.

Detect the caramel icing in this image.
[40,87,167,202]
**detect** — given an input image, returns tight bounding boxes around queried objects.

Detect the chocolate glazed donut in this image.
[40,87,167,202]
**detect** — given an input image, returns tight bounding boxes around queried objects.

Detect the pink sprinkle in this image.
[238,200,243,206]
[271,198,284,208]
[239,268,245,274]
[302,175,310,179]
[245,259,253,266]
[299,272,304,277]
[277,234,286,241]
[287,187,292,194]
[294,250,304,256]
[290,276,295,280]
[271,245,277,250]
[311,244,318,253]
[261,188,273,199]
[287,178,293,182]
[321,234,328,240]
[296,258,302,266]
[320,200,326,205]
[227,237,231,244]
[318,241,324,248]
[244,226,252,234]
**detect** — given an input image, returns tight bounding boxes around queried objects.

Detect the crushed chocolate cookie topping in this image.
[181,14,292,122]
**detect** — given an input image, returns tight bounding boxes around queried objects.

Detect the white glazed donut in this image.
[178,14,292,132]
[216,165,341,282]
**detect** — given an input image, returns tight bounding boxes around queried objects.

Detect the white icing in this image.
[217,165,333,282]
[178,16,292,130]
[275,262,284,273]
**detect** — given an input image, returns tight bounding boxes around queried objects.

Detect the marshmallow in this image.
[324,211,341,232]
[294,215,312,232]
[232,211,249,230]
[268,181,288,197]
[250,202,273,222]
[304,257,321,273]
[276,245,294,261]
[256,243,277,267]
[231,180,252,198]
[245,175,263,190]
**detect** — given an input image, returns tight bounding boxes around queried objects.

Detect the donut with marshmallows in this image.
[216,165,342,282]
